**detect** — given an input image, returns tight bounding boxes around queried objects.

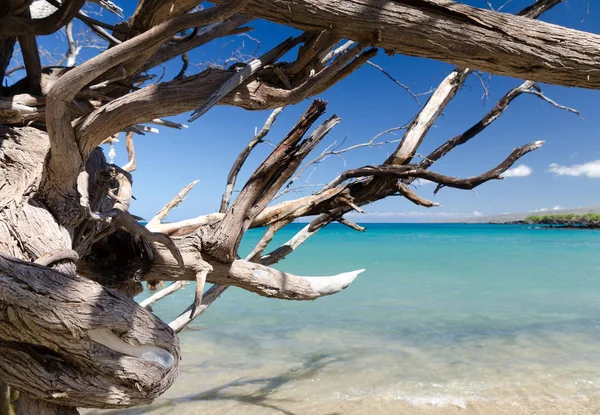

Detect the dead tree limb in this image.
[121,131,136,172]
[189,35,301,121]
[139,281,189,309]
[75,43,373,151]
[46,0,251,189]
[147,180,200,228]
[327,141,545,193]
[205,100,339,262]
[220,107,284,213]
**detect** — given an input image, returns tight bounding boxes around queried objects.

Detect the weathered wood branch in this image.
[75,43,371,153]
[142,15,253,71]
[260,223,319,265]
[121,131,136,172]
[328,141,545,193]
[159,250,363,300]
[220,107,284,213]
[385,0,558,167]
[386,68,471,166]
[397,183,439,208]
[146,213,224,236]
[208,0,600,89]
[337,217,365,232]
[205,100,338,262]
[139,281,189,309]
[418,80,536,170]
[46,0,251,187]
[78,227,362,302]
[168,284,228,333]
[0,254,180,409]
[246,219,291,262]
[147,180,199,228]
[189,35,301,121]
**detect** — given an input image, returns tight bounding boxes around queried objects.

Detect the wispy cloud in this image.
[502,164,532,177]
[531,205,564,213]
[548,160,600,178]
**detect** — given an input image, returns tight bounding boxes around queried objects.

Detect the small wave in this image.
[404,394,469,409]
[333,387,474,409]
[378,391,472,409]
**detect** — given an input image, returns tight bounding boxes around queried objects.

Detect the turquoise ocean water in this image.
[89,224,600,414]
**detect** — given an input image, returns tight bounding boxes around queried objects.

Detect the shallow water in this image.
[86,224,600,414]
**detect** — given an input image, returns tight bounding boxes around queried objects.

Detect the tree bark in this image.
[0,254,180,409]
[210,0,600,89]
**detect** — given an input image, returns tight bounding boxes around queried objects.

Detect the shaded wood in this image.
[0,0,85,37]
[17,395,78,415]
[16,6,42,93]
[0,382,14,415]
[0,0,17,89]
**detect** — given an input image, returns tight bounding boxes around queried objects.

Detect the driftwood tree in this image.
[0,0,590,413]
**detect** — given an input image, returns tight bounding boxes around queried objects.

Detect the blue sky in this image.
[20,0,600,222]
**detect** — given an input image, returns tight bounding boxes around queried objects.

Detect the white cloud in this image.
[502,164,532,177]
[416,179,434,186]
[472,210,483,217]
[530,206,563,213]
[547,160,600,178]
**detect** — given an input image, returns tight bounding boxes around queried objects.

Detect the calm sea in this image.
[87,224,600,414]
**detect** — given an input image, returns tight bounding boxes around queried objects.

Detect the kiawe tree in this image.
[0,0,590,413]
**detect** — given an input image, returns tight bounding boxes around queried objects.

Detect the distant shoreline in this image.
[491,213,600,229]
[441,205,600,225]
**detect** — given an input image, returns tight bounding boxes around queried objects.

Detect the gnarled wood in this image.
[0,254,180,409]
[0,0,589,412]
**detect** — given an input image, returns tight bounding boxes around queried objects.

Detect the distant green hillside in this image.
[523,213,600,228]
[446,206,600,224]
[526,213,600,223]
